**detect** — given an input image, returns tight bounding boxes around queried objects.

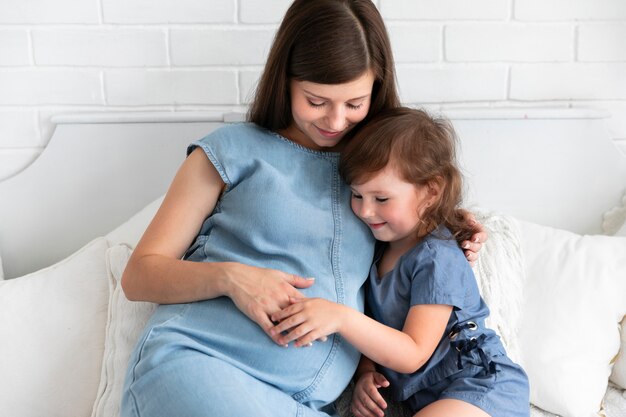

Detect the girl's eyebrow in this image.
[303,90,370,101]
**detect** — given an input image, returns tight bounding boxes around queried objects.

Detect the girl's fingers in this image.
[276,321,314,345]
[270,303,301,322]
[360,393,384,417]
[373,373,390,388]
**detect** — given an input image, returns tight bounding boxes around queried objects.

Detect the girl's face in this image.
[282,71,374,152]
[350,165,436,252]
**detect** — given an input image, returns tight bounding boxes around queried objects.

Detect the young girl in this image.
[269,107,529,417]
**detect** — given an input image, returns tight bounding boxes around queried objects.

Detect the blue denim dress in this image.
[121,123,375,417]
[367,226,529,416]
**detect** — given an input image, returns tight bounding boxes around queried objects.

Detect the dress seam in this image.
[291,160,344,404]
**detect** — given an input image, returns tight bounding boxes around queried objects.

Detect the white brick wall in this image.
[0,0,99,24]
[1,0,625,179]
[102,0,235,24]
[33,29,169,67]
[445,24,572,62]
[578,24,626,62]
[515,0,626,21]
[105,70,238,105]
[0,30,30,66]
[170,29,275,66]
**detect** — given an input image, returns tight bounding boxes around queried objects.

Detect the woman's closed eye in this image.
[308,100,325,108]
[346,103,363,110]
[307,100,363,110]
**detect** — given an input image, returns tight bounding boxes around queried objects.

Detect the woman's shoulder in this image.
[198,122,269,143]
[189,122,273,156]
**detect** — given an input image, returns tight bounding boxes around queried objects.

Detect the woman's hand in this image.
[351,371,389,417]
[224,265,316,338]
[268,297,344,347]
[457,209,489,266]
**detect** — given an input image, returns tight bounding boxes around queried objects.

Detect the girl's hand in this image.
[351,371,389,417]
[268,298,344,347]
[224,264,315,339]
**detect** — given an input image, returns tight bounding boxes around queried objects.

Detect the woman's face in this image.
[282,71,375,152]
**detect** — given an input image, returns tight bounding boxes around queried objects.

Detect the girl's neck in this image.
[377,225,438,277]
[378,236,421,277]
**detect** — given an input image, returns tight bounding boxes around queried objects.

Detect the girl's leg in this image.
[413,399,491,417]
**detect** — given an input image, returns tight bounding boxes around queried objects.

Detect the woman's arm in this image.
[121,148,314,333]
[456,209,488,266]
[270,299,451,374]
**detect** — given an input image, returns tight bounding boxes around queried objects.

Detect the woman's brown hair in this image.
[340,107,478,242]
[247,0,400,136]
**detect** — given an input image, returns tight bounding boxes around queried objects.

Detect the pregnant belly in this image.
[146,298,350,397]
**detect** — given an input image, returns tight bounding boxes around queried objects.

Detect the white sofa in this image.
[1,197,625,417]
[0,109,625,417]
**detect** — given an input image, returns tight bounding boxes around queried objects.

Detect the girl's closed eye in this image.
[375,197,388,203]
[351,192,363,200]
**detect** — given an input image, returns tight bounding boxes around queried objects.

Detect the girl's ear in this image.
[426,177,443,202]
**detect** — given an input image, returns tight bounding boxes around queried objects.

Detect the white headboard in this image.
[1,108,624,279]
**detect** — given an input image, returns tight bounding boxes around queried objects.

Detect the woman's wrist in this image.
[215,261,241,299]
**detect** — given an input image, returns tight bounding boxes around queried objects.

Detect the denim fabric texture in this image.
[121,123,375,417]
[367,226,529,416]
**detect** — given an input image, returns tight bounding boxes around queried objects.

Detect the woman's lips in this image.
[316,126,343,138]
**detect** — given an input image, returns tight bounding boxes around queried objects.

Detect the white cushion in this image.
[91,244,157,417]
[518,221,626,417]
[611,316,626,389]
[0,251,4,280]
[472,210,525,363]
[610,217,626,389]
[0,237,111,417]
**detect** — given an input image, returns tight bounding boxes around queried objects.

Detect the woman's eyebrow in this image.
[303,90,370,101]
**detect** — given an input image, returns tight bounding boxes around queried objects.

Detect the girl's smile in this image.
[350,165,436,252]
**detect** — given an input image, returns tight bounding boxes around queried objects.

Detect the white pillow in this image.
[472,210,525,363]
[518,221,626,417]
[617,220,626,237]
[0,251,4,280]
[611,317,626,389]
[0,237,111,417]
[91,244,157,417]
[610,220,626,389]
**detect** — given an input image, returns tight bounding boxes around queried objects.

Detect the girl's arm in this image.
[269,298,451,374]
[121,148,314,334]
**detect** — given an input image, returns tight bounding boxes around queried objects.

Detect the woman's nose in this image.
[326,106,346,131]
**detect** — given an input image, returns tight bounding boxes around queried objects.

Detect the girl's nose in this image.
[358,201,374,218]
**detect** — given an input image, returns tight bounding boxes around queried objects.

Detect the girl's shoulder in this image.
[411,226,465,263]
[403,226,477,308]
[402,226,473,282]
